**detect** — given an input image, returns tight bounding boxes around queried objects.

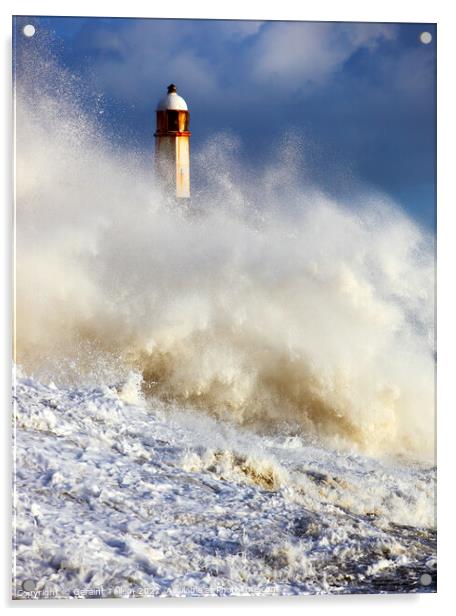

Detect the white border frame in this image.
[2,1,454,613]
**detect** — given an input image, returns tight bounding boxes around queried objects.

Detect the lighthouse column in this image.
[154,84,191,199]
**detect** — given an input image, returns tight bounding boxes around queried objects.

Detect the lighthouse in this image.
[154,84,191,199]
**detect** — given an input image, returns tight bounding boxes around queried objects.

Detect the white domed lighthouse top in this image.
[156,84,188,111]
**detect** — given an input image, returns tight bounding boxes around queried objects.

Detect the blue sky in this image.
[14,16,436,229]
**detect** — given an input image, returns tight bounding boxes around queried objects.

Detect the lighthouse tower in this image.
[154,84,191,199]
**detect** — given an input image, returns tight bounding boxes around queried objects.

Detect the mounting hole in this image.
[420,31,432,45]
[23,24,36,38]
[420,573,432,586]
[21,578,36,592]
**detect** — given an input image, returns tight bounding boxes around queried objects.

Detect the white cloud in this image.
[212,20,263,41]
[246,22,398,87]
[74,20,218,104]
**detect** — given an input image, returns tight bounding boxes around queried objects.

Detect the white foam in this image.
[13,375,436,597]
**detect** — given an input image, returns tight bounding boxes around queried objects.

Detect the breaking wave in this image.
[14,49,435,461]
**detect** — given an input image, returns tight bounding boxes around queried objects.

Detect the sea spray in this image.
[14,48,435,461]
